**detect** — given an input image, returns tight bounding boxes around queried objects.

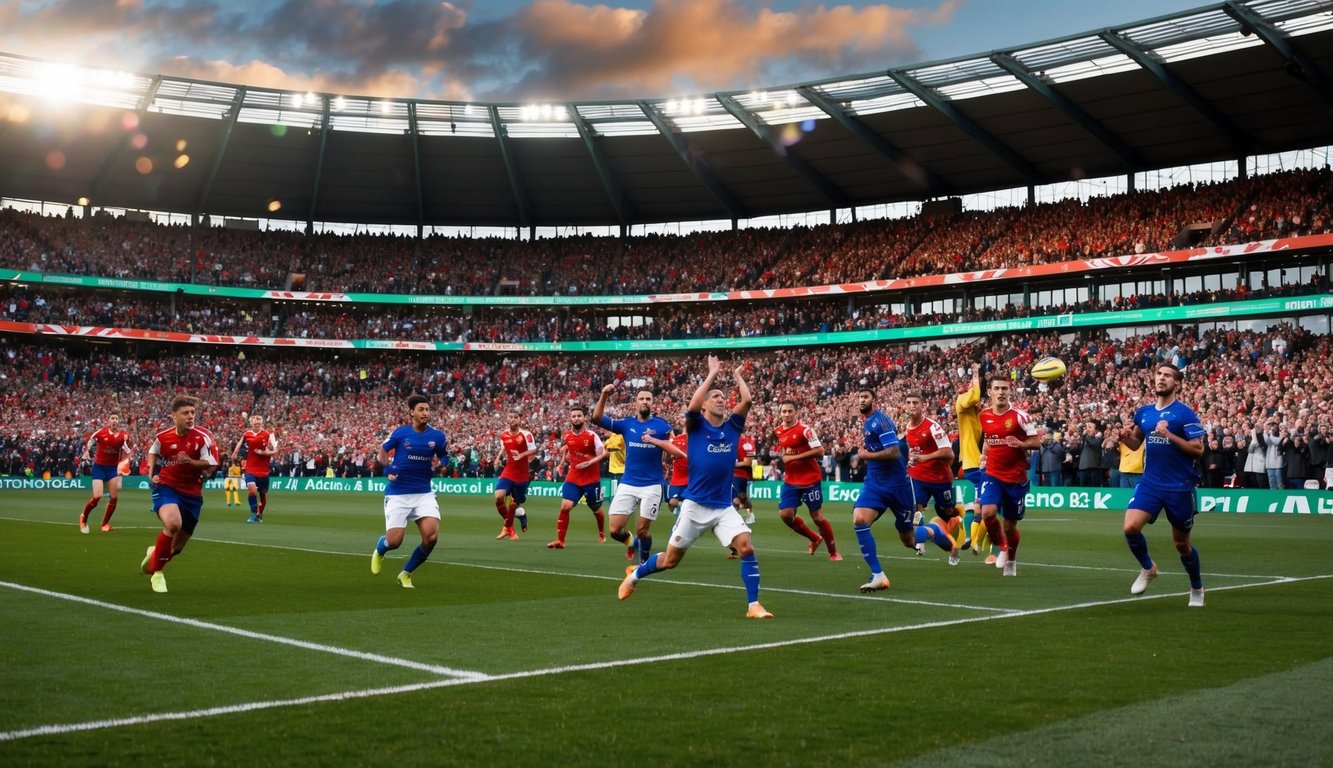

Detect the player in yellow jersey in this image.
[224,461,243,507]
[605,432,626,493]
[954,362,992,559]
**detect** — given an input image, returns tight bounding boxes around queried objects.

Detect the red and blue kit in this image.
[499,429,536,483]
[150,426,219,497]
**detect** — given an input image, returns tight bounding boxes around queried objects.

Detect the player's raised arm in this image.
[732,364,752,417]
[688,355,722,414]
[231,434,246,462]
[592,383,615,425]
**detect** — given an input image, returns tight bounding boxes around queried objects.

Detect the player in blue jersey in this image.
[618,355,772,619]
[370,394,450,589]
[851,388,920,593]
[1118,364,1208,607]
[594,384,675,564]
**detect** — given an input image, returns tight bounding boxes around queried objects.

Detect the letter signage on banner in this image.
[4,478,1330,516]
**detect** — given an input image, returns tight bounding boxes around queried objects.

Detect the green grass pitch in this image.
[1,489,1330,767]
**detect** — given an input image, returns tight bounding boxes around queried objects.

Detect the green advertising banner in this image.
[5,475,1330,515]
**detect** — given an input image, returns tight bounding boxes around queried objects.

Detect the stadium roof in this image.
[0,0,1331,230]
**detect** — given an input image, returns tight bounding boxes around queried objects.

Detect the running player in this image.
[494,409,537,540]
[774,400,840,561]
[593,385,674,564]
[619,356,771,619]
[232,414,277,524]
[549,406,609,549]
[850,389,917,592]
[80,414,131,533]
[370,394,450,589]
[1119,364,1209,606]
[904,393,960,564]
[139,396,219,593]
[979,377,1041,577]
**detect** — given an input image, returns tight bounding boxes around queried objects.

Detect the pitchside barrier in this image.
[4,476,1330,515]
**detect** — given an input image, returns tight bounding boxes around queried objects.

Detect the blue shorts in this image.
[561,481,604,509]
[912,478,954,515]
[496,477,529,504]
[779,482,823,512]
[243,474,270,494]
[732,477,750,501]
[667,484,687,501]
[1128,484,1196,532]
[962,468,984,501]
[151,484,203,535]
[979,475,1028,521]
[856,481,917,532]
[91,463,120,482]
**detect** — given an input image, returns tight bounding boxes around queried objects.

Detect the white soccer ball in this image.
[514,506,526,519]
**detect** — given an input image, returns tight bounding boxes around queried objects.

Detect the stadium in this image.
[1,0,1332,765]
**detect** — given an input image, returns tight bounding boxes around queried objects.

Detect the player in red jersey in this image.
[548,406,609,549]
[80,414,131,533]
[231,414,278,524]
[774,400,840,561]
[493,409,537,540]
[646,416,690,515]
[904,393,960,564]
[733,433,757,525]
[979,378,1040,577]
[139,396,220,593]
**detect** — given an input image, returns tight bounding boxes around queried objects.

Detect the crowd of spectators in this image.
[3,320,1330,490]
[5,275,1328,345]
[2,168,1329,297]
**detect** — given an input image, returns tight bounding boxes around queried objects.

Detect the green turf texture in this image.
[0,489,1329,767]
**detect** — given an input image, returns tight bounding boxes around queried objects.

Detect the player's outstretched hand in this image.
[706,355,721,377]
[601,383,616,395]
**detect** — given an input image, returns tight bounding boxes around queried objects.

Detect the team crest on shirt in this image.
[1004,418,1013,429]
[428,441,436,448]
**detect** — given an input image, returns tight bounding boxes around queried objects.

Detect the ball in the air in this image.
[1031,356,1067,381]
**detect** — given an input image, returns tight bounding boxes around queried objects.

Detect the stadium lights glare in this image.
[34,63,138,103]
[37,63,78,102]
[292,93,304,109]
[665,98,707,117]
[379,101,392,115]
[518,104,568,122]
[333,96,347,112]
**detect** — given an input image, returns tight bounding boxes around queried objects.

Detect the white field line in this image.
[0,513,1306,586]
[0,580,486,682]
[3,573,1328,743]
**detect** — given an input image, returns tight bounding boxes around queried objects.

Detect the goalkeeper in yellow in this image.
[223,460,243,507]
[955,362,996,560]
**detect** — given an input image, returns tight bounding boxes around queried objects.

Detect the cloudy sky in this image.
[0,0,1212,102]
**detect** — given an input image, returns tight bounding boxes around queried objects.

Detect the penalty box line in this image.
[3,573,1328,743]
[0,580,486,682]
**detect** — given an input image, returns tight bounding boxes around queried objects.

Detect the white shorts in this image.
[383,492,440,530]
[608,483,663,521]
[668,499,750,550]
